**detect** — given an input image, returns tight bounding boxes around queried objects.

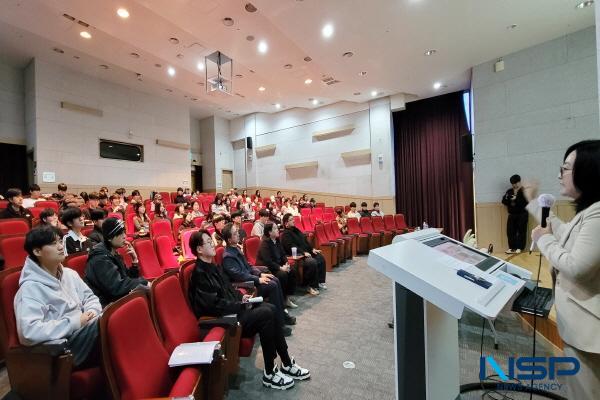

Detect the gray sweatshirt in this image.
[14,257,102,346]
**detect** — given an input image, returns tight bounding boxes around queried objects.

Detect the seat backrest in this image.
[309,214,322,226]
[293,216,305,233]
[0,267,23,351]
[360,217,375,234]
[192,216,205,228]
[372,216,386,232]
[331,222,344,239]
[154,236,179,270]
[0,200,8,210]
[64,251,88,278]
[125,213,137,236]
[302,216,315,231]
[315,202,325,208]
[81,226,94,237]
[178,261,196,304]
[300,208,311,217]
[169,192,178,204]
[107,213,123,220]
[29,207,44,219]
[34,201,58,212]
[181,228,199,260]
[241,222,253,239]
[133,239,164,279]
[150,273,198,354]
[312,207,323,216]
[165,204,177,212]
[324,222,337,242]
[214,246,225,266]
[314,224,331,246]
[117,246,133,268]
[172,218,184,242]
[346,218,362,235]
[323,207,334,214]
[243,236,260,266]
[394,214,408,230]
[0,219,29,236]
[159,192,171,204]
[0,236,27,269]
[322,213,335,223]
[101,293,173,400]
[150,220,174,247]
[383,215,397,231]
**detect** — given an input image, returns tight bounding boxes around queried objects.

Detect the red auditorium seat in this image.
[314,224,338,271]
[81,226,94,237]
[0,200,8,209]
[383,215,399,234]
[346,218,371,254]
[311,207,323,216]
[331,220,358,257]
[243,236,260,266]
[154,236,180,271]
[193,216,205,228]
[359,217,383,249]
[33,201,58,212]
[0,219,29,236]
[309,214,322,227]
[300,208,311,217]
[150,219,175,248]
[371,216,394,246]
[125,213,136,239]
[100,291,209,400]
[159,191,171,204]
[0,267,104,399]
[172,218,184,242]
[107,212,123,220]
[293,216,314,247]
[149,272,230,391]
[169,192,178,204]
[325,222,351,261]
[302,215,316,233]
[0,236,27,269]
[165,203,177,212]
[241,222,254,239]
[28,207,43,219]
[117,246,133,268]
[132,239,165,280]
[322,213,335,222]
[181,228,200,260]
[394,214,413,233]
[323,207,334,214]
[64,251,89,278]
[315,202,325,208]
[214,246,225,266]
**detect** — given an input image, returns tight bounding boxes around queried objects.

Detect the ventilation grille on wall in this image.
[321,76,341,85]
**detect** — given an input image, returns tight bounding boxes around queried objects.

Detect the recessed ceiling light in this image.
[249,69,255,73]
[117,8,130,18]
[53,47,65,54]
[73,55,80,60]
[258,40,268,54]
[433,82,442,90]
[342,51,354,58]
[136,73,143,81]
[304,56,312,62]
[176,54,184,59]
[371,90,378,97]
[80,31,92,39]
[197,62,204,70]
[506,24,518,30]
[304,78,313,85]
[99,64,109,69]
[311,99,319,105]
[197,81,204,85]
[154,63,162,68]
[359,71,367,76]
[424,49,437,56]
[167,67,176,77]
[222,17,234,27]
[258,86,266,91]
[169,37,180,44]
[165,88,173,92]
[284,64,293,69]
[235,74,243,78]
[575,1,594,9]
[322,23,334,38]
[245,3,258,12]
[275,103,281,109]
[246,35,255,41]
[353,92,361,96]
[130,52,140,58]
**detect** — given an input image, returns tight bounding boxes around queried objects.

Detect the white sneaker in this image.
[263,366,295,390]
[515,249,521,254]
[505,249,515,254]
[280,357,311,380]
[285,298,298,308]
[318,283,328,290]
[307,287,320,296]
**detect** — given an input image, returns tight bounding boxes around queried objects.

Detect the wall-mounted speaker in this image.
[246,137,253,149]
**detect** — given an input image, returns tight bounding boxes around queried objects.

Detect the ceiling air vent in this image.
[62,13,76,21]
[321,76,341,85]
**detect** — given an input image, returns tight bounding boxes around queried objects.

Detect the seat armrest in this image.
[198,315,240,328]
[232,281,255,290]
[8,342,68,357]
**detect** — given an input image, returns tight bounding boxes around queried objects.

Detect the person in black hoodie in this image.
[501,174,529,254]
[84,218,148,306]
[187,229,309,390]
[257,223,298,309]
[0,188,33,224]
[87,208,106,248]
[280,213,326,295]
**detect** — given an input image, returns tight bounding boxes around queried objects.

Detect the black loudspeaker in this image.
[246,137,253,149]
[460,134,473,162]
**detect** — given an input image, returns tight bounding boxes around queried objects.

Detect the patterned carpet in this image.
[226,256,567,400]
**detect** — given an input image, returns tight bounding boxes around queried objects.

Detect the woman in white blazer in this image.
[526,140,600,400]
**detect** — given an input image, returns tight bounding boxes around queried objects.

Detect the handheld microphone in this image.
[530,194,555,253]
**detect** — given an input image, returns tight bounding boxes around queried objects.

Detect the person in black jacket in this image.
[174,187,186,205]
[0,188,33,224]
[60,207,91,255]
[257,223,298,309]
[221,223,296,327]
[87,208,106,248]
[501,174,529,254]
[84,218,148,306]
[280,213,326,295]
[187,230,309,389]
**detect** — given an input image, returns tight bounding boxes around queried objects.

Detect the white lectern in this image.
[367,229,531,400]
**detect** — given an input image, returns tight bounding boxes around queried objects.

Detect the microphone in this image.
[530,194,555,253]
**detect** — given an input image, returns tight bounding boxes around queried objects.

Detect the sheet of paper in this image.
[168,341,220,367]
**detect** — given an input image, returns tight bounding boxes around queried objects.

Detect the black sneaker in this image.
[284,314,296,326]
[280,357,311,380]
[263,366,295,390]
[282,326,292,337]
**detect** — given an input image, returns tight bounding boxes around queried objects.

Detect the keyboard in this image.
[512,286,553,318]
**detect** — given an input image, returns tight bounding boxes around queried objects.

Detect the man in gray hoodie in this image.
[14,225,102,367]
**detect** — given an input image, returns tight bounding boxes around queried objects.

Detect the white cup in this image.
[291,247,297,258]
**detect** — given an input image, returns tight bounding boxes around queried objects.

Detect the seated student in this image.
[23,184,43,208]
[14,226,102,367]
[98,193,109,209]
[39,208,59,228]
[60,207,90,255]
[211,194,229,217]
[79,192,89,204]
[174,187,186,205]
[190,201,204,218]
[130,190,142,205]
[336,208,349,235]
[87,209,106,248]
[243,197,255,221]
[280,213,327,294]
[371,202,384,217]
[257,223,298,309]
[231,210,247,245]
[347,202,361,220]
[173,204,186,220]
[99,186,109,197]
[178,212,195,233]
[132,202,150,237]
[359,202,371,218]
[84,218,148,307]
[153,201,170,222]
[221,223,296,330]
[0,188,33,224]
[298,194,309,208]
[252,209,270,237]
[109,194,125,216]
[308,198,317,209]
[211,215,226,248]
[56,183,68,200]
[187,230,310,390]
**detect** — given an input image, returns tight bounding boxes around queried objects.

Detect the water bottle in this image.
[423,221,429,229]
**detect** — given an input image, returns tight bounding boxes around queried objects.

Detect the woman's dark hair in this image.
[29,184,41,193]
[509,175,521,185]
[282,213,293,226]
[90,208,106,222]
[60,207,82,228]
[349,202,356,208]
[6,188,22,200]
[79,192,89,203]
[39,208,56,222]
[189,229,211,257]
[212,215,225,225]
[263,222,276,237]
[175,204,185,215]
[221,222,235,244]
[131,190,140,197]
[134,202,148,219]
[373,202,380,207]
[24,226,62,262]
[336,208,343,215]
[255,189,261,197]
[565,140,600,213]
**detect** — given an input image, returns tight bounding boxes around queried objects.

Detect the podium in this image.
[367,229,531,400]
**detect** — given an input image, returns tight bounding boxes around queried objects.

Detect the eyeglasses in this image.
[203,240,216,248]
[559,166,573,178]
